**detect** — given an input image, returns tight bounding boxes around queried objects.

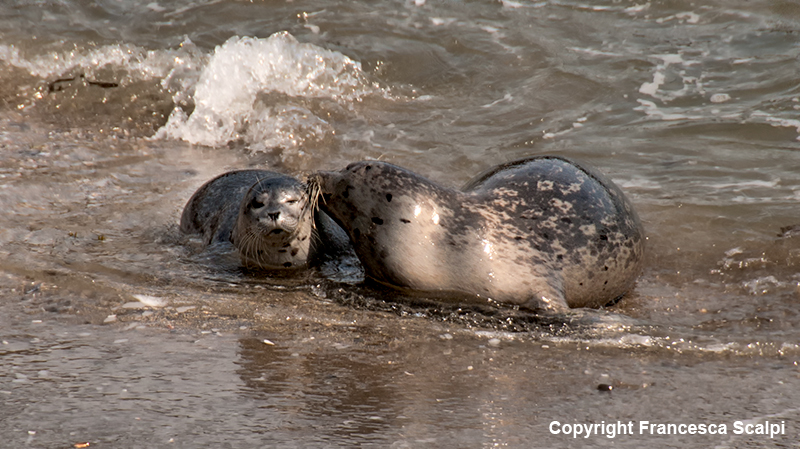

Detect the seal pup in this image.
[310,156,645,312]
[180,169,351,270]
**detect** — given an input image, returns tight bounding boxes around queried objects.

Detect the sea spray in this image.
[155,32,378,150]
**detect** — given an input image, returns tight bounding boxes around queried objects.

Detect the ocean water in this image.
[1,0,800,447]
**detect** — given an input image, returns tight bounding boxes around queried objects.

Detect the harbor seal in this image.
[180,169,351,270]
[310,156,645,312]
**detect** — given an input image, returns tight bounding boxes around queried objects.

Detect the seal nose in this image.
[268,211,280,221]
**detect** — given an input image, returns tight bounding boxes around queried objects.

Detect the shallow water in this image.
[2,0,800,447]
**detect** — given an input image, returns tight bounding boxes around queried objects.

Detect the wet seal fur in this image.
[180,169,351,270]
[310,156,645,312]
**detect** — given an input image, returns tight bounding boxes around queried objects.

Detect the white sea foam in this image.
[638,53,702,102]
[709,93,731,103]
[634,99,706,121]
[156,32,377,150]
[705,179,779,190]
[742,276,784,295]
[751,110,800,140]
[0,40,200,84]
[656,12,701,25]
[0,32,380,151]
[617,177,663,191]
[569,47,624,58]
[624,3,650,14]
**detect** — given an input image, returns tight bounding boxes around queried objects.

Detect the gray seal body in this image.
[311,156,645,312]
[180,169,351,270]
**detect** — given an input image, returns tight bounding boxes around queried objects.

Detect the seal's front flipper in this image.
[312,211,353,258]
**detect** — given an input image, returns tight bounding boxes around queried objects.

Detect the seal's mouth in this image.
[256,215,302,237]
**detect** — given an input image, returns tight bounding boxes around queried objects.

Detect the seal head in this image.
[180,169,352,271]
[230,176,313,269]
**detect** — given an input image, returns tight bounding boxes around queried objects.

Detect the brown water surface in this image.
[2,0,800,447]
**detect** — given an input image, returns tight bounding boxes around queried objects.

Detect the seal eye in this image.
[250,198,265,209]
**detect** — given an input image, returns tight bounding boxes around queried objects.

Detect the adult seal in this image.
[310,156,645,312]
[180,169,351,270]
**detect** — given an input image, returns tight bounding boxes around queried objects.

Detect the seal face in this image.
[311,156,645,312]
[231,176,314,269]
[181,169,351,270]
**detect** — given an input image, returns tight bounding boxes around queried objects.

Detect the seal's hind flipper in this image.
[521,272,569,314]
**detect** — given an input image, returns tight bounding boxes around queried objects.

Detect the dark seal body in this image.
[180,169,350,270]
[311,156,645,312]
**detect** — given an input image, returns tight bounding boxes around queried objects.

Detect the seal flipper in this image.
[521,272,569,314]
[311,210,363,282]
[310,210,355,262]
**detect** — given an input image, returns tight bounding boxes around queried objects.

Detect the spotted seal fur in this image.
[310,156,645,312]
[180,169,351,270]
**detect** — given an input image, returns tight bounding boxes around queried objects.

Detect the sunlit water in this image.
[1,0,800,447]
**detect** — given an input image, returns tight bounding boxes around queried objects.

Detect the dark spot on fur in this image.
[604,266,609,271]
[278,249,287,253]
[385,193,392,202]
[604,280,608,285]
[353,228,361,239]
[541,232,550,240]
[400,218,411,224]
[282,242,291,247]
[514,236,523,240]
[371,217,384,225]
[283,262,292,268]
[291,248,299,256]
[561,217,572,224]
[365,165,372,171]
[556,254,563,261]
[342,185,354,199]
